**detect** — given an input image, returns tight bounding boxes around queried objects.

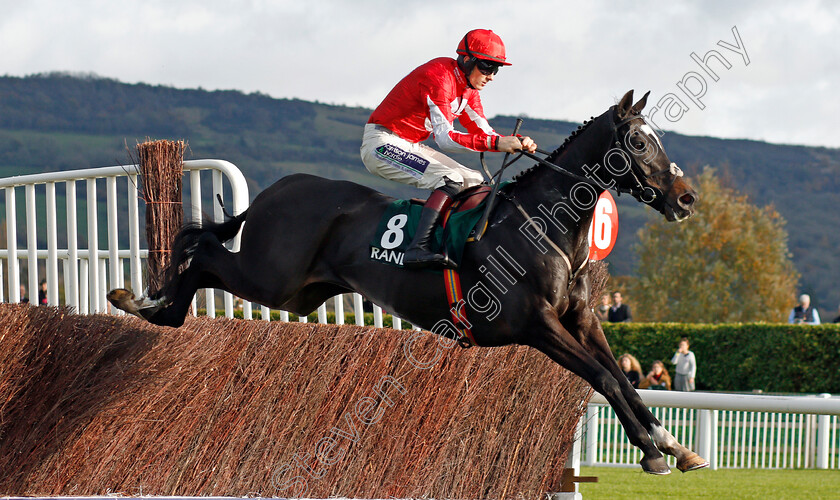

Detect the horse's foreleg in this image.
[650,425,709,472]
[565,310,709,472]
[529,308,671,475]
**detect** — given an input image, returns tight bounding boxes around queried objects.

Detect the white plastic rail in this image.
[0,160,248,314]
[0,160,401,327]
[582,390,840,470]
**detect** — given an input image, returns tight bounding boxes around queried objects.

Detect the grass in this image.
[578,466,840,500]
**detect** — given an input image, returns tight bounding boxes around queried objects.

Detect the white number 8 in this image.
[381,214,408,249]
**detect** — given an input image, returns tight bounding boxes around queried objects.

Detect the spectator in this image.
[19,284,29,304]
[617,353,643,389]
[608,291,632,322]
[788,294,820,324]
[639,360,671,390]
[37,279,48,305]
[594,293,610,323]
[670,337,696,392]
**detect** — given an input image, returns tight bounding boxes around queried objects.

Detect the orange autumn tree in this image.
[631,168,798,323]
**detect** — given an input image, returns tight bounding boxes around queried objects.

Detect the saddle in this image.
[408,184,493,212]
[370,184,495,269]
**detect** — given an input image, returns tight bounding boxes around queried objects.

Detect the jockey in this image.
[361,28,537,269]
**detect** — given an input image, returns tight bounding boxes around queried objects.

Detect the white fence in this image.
[580,390,840,470]
[1,159,245,315]
[0,159,409,329]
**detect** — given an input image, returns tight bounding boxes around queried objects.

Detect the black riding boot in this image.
[403,183,459,269]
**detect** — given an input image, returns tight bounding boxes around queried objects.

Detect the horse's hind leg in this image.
[529,308,671,475]
[150,232,261,327]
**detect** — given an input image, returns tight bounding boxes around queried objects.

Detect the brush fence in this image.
[0,304,590,498]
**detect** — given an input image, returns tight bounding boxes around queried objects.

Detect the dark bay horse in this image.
[110,90,706,474]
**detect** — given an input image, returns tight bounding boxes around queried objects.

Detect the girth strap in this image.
[441,200,476,348]
[443,268,476,348]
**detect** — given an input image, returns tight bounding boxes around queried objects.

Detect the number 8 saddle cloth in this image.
[369,185,494,270]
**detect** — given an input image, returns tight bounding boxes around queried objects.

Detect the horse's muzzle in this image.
[665,190,697,222]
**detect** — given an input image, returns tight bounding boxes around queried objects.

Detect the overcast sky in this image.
[2,0,839,148]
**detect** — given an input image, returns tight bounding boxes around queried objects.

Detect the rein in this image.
[509,107,659,200]
[470,106,683,282]
[517,150,641,196]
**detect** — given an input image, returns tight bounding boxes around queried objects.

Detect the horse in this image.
[109,90,706,474]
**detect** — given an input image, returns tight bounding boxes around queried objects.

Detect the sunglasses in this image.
[476,59,501,76]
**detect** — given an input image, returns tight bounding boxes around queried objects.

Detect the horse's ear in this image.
[631,91,651,115]
[618,90,635,117]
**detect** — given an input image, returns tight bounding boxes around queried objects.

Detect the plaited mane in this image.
[512,116,599,182]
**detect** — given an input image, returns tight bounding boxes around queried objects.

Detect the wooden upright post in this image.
[137,139,185,296]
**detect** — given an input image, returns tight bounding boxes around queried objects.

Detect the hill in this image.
[1,73,838,316]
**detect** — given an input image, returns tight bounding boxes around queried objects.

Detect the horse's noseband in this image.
[607,106,684,211]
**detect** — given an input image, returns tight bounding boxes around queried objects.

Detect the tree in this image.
[630,167,798,323]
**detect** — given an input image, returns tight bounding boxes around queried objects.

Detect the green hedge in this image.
[602,323,840,394]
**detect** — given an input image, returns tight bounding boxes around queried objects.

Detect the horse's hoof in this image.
[108,288,138,312]
[107,288,166,321]
[640,456,671,475]
[677,453,710,472]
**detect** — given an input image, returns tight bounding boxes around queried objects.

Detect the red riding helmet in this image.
[456,29,511,79]
[456,29,511,65]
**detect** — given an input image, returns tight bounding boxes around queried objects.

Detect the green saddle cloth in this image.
[369,198,488,268]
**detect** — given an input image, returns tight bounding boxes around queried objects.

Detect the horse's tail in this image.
[154,209,249,299]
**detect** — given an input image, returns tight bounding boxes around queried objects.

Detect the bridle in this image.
[472,106,687,281]
[501,106,683,210]
[606,106,686,209]
[605,106,665,204]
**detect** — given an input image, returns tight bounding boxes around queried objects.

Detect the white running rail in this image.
[0,160,248,316]
[581,390,840,470]
[0,160,409,328]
